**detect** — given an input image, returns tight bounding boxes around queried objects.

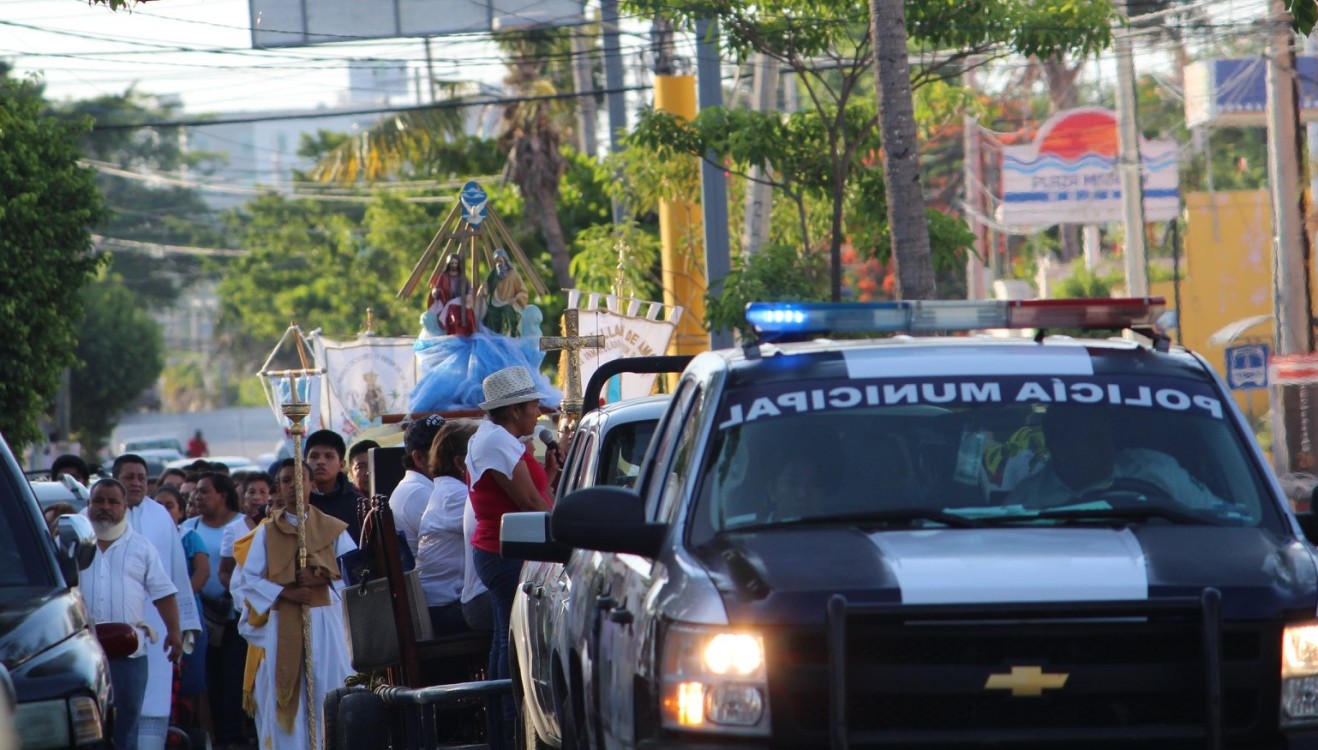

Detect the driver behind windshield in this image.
[1006,404,1227,511]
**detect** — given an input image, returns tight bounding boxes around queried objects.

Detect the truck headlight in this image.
[1282,623,1318,724]
[660,624,770,736]
[16,700,72,750]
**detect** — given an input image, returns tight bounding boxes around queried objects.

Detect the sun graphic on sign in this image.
[1034,108,1119,160]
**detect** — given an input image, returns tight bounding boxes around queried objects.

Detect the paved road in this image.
[112,405,285,464]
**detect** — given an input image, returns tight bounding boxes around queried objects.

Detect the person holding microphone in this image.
[465,366,560,749]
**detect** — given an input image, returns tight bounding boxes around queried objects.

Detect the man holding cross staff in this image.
[236,378,355,750]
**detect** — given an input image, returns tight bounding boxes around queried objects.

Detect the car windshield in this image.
[689,373,1282,543]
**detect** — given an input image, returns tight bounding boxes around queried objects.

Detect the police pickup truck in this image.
[504,297,1318,749]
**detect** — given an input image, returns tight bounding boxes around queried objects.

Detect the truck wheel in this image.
[516,698,553,750]
[512,666,552,750]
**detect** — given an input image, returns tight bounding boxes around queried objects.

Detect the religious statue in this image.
[428,252,477,336]
[478,248,529,337]
[429,252,472,309]
[360,371,388,422]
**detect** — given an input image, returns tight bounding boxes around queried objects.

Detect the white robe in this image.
[126,498,202,721]
[235,517,356,750]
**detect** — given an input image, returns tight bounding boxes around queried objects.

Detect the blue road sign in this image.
[1226,344,1269,390]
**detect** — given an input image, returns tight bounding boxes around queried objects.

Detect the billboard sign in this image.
[997,107,1179,228]
[249,0,585,48]
[1185,57,1318,128]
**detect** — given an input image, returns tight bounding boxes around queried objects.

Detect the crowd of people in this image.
[49,364,562,749]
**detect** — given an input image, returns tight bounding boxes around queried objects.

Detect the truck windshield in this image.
[689,373,1283,542]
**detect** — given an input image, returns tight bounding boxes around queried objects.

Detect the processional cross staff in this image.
[540,307,605,419]
[279,372,318,749]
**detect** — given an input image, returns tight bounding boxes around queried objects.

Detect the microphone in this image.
[538,428,560,453]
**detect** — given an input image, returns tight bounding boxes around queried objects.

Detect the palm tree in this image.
[497,30,578,288]
[309,91,472,184]
[311,30,582,291]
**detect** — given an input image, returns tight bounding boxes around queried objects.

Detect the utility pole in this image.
[423,37,437,103]
[652,18,708,357]
[963,67,990,300]
[1114,22,1148,296]
[742,53,778,257]
[570,28,599,157]
[1266,0,1315,473]
[600,0,628,223]
[1308,32,1318,215]
[696,17,733,349]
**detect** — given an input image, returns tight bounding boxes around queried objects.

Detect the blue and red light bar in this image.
[745,297,1167,337]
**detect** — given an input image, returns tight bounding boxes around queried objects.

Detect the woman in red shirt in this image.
[466,366,560,748]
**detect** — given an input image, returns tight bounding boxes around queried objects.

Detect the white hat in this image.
[479,366,546,411]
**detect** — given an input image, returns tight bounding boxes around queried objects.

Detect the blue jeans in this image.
[108,655,148,749]
[473,547,523,750]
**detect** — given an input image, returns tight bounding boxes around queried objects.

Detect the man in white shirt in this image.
[111,454,202,750]
[389,415,444,557]
[82,479,181,750]
[235,458,355,750]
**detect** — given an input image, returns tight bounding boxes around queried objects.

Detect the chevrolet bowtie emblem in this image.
[984,666,1069,697]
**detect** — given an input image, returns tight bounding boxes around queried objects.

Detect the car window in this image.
[564,430,596,494]
[637,380,696,506]
[688,373,1281,544]
[0,477,57,588]
[653,387,705,525]
[596,419,659,489]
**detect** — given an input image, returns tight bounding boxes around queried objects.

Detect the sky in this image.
[0,0,662,114]
[0,0,1273,119]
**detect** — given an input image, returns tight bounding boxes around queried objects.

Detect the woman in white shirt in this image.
[416,419,479,634]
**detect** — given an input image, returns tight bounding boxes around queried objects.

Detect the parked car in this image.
[30,475,91,513]
[507,298,1318,749]
[117,435,185,457]
[165,455,259,474]
[505,395,669,748]
[1,431,130,749]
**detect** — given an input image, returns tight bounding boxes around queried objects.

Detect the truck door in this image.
[593,382,706,748]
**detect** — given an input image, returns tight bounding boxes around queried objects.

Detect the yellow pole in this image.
[654,74,708,358]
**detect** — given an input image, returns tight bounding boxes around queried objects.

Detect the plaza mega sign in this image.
[996,107,1180,228]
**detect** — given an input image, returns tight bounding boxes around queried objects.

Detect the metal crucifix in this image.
[540,308,605,420]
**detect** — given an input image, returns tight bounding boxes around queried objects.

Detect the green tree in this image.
[310,30,585,292]
[0,70,107,449]
[55,89,227,310]
[627,0,1114,301]
[70,280,165,453]
[215,192,442,366]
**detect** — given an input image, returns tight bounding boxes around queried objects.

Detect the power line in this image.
[88,83,655,130]
[93,234,248,257]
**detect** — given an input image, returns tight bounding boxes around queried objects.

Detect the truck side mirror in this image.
[500,512,572,563]
[54,514,96,586]
[551,487,667,558]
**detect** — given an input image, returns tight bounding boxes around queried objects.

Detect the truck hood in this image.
[698,526,1318,624]
[0,589,87,671]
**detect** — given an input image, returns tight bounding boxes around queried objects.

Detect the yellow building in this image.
[1149,190,1278,418]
